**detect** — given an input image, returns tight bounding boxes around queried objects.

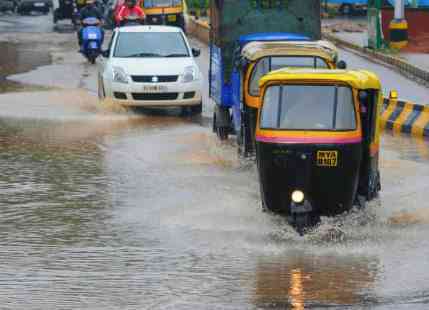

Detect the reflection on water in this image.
[253,254,378,309]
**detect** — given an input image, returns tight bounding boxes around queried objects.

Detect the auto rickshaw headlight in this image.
[291,190,305,204]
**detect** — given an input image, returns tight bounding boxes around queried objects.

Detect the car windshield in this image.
[249,56,330,96]
[260,85,356,131]
[143,0,181,7]
[113,32,189,58]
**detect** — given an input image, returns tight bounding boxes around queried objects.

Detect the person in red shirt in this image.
[115,0,145,26]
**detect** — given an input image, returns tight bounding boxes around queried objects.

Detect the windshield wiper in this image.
[164,53,189,57]
[123,52,162,58]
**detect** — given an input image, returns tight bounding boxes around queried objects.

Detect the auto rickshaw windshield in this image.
[249,56,330,96]
[260,84,357,131]
[143,0,181,7]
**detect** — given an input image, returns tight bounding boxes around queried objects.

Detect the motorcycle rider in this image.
[77,0,105,51]
[116,0,145,26]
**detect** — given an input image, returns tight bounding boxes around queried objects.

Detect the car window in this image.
[113,31,189,58]
[249,56,330,96]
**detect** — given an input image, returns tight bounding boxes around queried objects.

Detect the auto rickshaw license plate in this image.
[317,151,338,167]
[168,15,177,22]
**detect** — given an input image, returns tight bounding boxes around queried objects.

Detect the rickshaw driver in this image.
[77,0,105,51]
[116,0,145,26]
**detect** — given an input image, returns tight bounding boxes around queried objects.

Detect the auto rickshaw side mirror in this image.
[359,90,369,113]
[337,60,347,69]
[389,89,398,100]
[102,49,110,58]
[192,48,201,57]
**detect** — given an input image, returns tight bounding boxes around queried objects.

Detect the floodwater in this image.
[0,16,429,308]
[1,91,429,309]
[0,42,51,93]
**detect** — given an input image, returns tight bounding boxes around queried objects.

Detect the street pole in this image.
[389,0,408,49]
[394,0,404,19]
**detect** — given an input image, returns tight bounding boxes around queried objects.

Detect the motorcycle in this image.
[80,17,103,64]
[118,13,144,26]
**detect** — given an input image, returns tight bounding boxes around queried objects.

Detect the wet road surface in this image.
[1,14,429,309]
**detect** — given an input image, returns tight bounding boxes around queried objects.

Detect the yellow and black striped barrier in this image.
[389,19,408,50]
[381,96,429,138]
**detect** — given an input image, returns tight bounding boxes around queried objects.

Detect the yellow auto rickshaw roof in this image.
[241,40,338,63]
[259,69,382,90]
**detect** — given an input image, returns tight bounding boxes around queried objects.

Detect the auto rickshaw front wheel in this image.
[292,212,319,236]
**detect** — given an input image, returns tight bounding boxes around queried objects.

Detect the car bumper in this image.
[106,80,203,107]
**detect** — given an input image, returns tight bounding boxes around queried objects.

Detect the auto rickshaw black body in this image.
[255,69,382,234]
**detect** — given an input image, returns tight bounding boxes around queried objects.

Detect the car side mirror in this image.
[337,60,347,69]
[102,50,110,58]
[192,48,200,57]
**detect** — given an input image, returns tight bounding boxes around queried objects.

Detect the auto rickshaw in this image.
[142,0,185,30]
[228,39,345,157]
[255,69,382,234]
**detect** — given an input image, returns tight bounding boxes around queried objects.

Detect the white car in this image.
[98,25,203,113]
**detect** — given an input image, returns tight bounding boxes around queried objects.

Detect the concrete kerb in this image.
[186,17,429,139]
[382,97,429,138]
[322,32,429,86]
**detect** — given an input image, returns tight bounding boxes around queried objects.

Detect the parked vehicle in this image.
[17,0,50,14]
[142,0,185,30]
[81,17,103,63]
[0,0,17,12]
[255,69,382,234]
[98,25,203,113]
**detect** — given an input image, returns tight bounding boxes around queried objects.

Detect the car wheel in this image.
[190,101,202,115]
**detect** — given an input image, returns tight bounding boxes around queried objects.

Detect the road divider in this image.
[382,97,429,138]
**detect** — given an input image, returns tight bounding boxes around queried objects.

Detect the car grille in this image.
[132,93,179,101]
[114,92,127,100]
[131,75,179,83]
[183,91,195,99]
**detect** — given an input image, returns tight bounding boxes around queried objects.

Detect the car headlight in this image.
[291,190,305,204]
[182,66,198,83]
[113,67,129,84]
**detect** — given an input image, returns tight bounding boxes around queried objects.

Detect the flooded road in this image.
[1,15,429,309]
[0,41,51,93]
[1,91,429,309]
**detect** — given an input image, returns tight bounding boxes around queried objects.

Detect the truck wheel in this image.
[216,126,228,140]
